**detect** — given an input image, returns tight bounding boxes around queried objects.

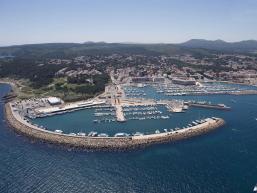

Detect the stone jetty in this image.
[5,102,225,151]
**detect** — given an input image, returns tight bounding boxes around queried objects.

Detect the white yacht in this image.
[88,131,98,137]
[77,132,86,136]
[114,133,129,137]
[54,130,63,134]
[97,133,109,137]
[133,132,144,136]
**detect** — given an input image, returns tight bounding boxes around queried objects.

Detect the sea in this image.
[1,83,257,193]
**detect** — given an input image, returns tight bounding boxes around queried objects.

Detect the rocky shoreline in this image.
[4,102,225,151]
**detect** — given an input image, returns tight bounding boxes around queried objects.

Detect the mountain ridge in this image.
[179,39,257,52]
[0,39,257,58]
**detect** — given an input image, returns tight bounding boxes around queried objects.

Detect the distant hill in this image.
[0,42,210,59]
[0,43,162,59]
[179,39,257,53]
[0,39,257,59]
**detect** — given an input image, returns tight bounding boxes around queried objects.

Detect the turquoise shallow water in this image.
[1,83,257,193]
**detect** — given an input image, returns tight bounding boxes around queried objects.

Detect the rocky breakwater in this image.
[131,118,225,145]
[5,102,225,150]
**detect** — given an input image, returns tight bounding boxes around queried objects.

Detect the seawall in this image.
[4,103,225,151]
[188,103,231,110]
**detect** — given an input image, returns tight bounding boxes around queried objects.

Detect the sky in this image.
[0,0,257,46]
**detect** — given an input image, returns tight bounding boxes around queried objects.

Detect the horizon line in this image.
[1,38,257,47]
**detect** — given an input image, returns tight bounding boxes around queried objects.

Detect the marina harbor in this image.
[6,79,254,149]
[5,102,225,149]
[4,74,257,149]
[2,76,257,193]
[2,1,257,192]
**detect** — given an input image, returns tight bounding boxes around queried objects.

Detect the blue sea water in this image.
[1,83,257,193]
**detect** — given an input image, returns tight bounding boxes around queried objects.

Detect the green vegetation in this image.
[0,43,111,101]
[5,76,109,102]
[53,75,109,101]
[0,58,66,88]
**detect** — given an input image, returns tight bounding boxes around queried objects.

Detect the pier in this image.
[36,99,106,115]
[185,102,231,110]
[115,105,126,122]
[157,100,184,112]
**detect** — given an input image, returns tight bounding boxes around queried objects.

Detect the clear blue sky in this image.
[0,0,257,46]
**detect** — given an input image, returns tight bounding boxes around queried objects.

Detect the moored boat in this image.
[97,133,109,137]
[77,132,86,136]
[114,133,129,137]
[88,131,98,137]
[133,132,144,136]
[54,129,63,134]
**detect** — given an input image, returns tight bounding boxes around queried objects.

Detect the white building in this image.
[47,97,62,105]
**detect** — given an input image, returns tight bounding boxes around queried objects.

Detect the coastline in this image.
[0,79,19,95]
[4,102,225,151]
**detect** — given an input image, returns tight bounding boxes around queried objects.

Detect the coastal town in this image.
[2,47,257,150]
[51,53,257,86]
[1,44,257,103]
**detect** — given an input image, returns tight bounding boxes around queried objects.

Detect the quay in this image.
[31,96,231,122]
[157,100,184,112]
[36,99,105,115]
[185,102,231,110]
[5,102,225,151]
[229,90,257,95]
[115,105,126,122]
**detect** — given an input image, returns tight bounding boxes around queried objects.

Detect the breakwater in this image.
[5,103,225,150]
[187,103,231,110]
